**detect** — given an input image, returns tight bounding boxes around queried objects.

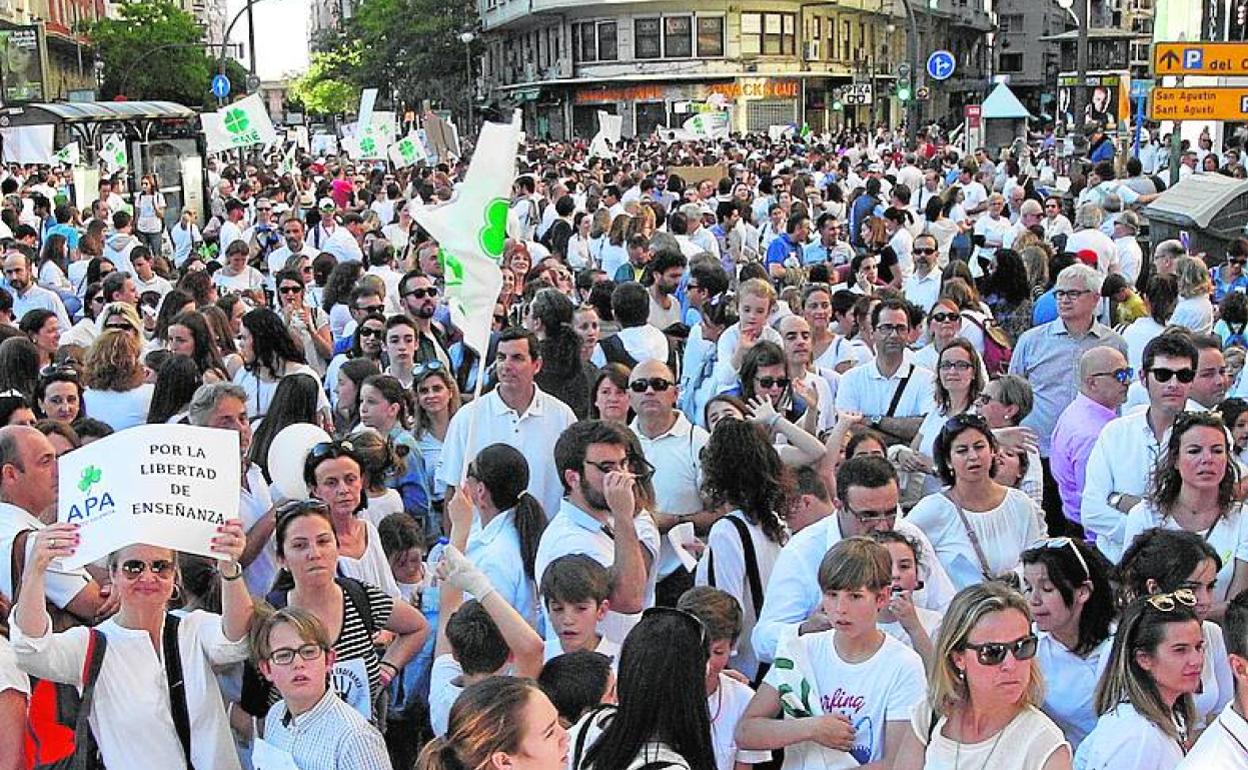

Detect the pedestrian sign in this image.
[1154,42,1248,75]
[211,74,230,100]
[927,50,956,81]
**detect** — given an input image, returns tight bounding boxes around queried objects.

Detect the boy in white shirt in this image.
[541,554,622,663]
[678,587,773,770]
[737,537,925,769]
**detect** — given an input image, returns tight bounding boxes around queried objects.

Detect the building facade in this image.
[308,0,356,40]
[478,0,993,140]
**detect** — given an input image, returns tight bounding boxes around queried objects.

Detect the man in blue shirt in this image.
[765,212,809,280]
[849,178,881,248]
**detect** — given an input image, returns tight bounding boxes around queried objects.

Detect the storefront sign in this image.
[575,78,799,105]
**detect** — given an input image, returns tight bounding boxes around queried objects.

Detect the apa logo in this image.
[66,464,115,523]
[78,465,102,493]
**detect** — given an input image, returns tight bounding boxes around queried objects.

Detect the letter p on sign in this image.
[1184,48,1204,69]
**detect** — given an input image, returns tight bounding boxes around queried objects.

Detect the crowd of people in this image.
[0,123,1246,770]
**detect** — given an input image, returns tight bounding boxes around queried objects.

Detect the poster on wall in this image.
[1056,72,1129,130]
[0,25,45,103]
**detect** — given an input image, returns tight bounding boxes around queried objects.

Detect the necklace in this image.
[952,711,1006,770]
[708,682,724,724]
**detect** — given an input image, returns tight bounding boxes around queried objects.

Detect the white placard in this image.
[667,522,699,572]
[57,424,241,569]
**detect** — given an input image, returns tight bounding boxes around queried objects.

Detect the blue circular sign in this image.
[926,50,956,81]
[211,74,231,99]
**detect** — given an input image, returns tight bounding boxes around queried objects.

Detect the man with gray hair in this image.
[1066,203,1118,274]
[1009,263,1128,536]
[1153,239,1186,276]
[189,382,275,596]
[0,425,107,623]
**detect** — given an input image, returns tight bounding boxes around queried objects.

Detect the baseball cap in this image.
[317,197,336,211]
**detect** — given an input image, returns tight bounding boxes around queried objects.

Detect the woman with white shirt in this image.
[906,413,1045,589]
[1122,411,1248,611]
[462,443,548,629]
[1022,538,1116,749]
[1074,593,1203,770]
[1119,529,1234,729]
[169,208,202,267]
[884,206,916,281]
[232,308,327,421]
[82,327,155,430]
[898,338,985,498]
[694,418,786,682]
[567,211,595,271]
[211,239,265,307]
[1169,255,1216,334]
[11,519,253,770]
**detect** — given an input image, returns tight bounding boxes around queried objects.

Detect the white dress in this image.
[904,487,1044,589]
[911,701,1069,770]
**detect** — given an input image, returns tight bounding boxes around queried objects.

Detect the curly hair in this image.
[1149,410,1239,521]
[699,418,789,546]
[83,328,145,391]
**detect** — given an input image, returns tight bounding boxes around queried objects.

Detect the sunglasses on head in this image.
[756,376,791,389]
[40,364,78,380]
[119,558,175,578]
[629,377,672,393]
[962,634,1038,666]
[1146,588,1198,612]
[308,440,356,463]
[405,287,439,299]
[413,360,445,378]
[641,606,709,649]
[1029,537,1090,580]
[1147,366,1196,384]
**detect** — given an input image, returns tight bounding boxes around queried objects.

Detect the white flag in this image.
[277,142,297,175]
[53,141,80,167]
[388,133,427,168]
[100,134,127,174]
[682,111,730,140]
[410,111,519,358]
[589,110,623,158]
[206,94,278,153]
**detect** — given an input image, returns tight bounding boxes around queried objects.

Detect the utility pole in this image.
[1072,0,1088,129]
[247,0,258,77]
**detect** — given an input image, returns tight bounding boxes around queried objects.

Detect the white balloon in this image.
[267,423,332,501]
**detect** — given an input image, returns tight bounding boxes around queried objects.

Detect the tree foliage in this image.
[288,44,360,115]
[84,0,224,106]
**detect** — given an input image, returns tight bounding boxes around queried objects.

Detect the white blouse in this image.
[11,610,248,770]
[1121,501,1248,602]
[1036,631,1114,749]
[1074,702,1185,770]
[337,518,401,599]
[905,487,1044,590]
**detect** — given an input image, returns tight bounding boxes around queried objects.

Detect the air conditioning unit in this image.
[805,40,820,59]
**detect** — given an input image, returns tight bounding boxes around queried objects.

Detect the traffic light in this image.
[897,74,912,102]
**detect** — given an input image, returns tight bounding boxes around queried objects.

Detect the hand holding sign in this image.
[33,523,81,572]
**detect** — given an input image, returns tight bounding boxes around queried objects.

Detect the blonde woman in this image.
[599,214,632,279]
[895,582,1071,770]
[83,327,154,430]
[1169,255,1215,334]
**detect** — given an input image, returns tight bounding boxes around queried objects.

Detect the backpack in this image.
[961,313,1014,377]
[3,530,103,770]
[1226,321,1248,349]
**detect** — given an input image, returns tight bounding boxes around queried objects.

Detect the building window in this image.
[741,12,795,55]
[665,16,692,57]
[998,14,1023,32]
[598,21,618,60]
[741,13,761,55]
[576,22,594,62]
[841,19,852,58]
[999,52,1023,71]
[827,15,837,60]
[635,18,662,59]
[697,17,724,57]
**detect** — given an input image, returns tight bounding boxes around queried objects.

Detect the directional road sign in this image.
[211,74,231,100]
[927,50,956,81]
[1154,42,1248,75]
[1149,86,1248,120]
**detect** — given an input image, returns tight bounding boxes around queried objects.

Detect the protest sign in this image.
[57,424,241,569]
[100,133,127,174]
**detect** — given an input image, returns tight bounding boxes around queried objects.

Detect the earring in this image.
[956,667,965,680]
[170,584,182,602]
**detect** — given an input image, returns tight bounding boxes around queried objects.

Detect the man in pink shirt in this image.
[1050,346,1131,538]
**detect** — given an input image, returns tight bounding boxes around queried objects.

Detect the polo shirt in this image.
[465,509,538,628]
[834,359,935,419]
[902,269,942,313]
[1178,700,1248,769]
[631,413,708,578]
[764,233,803,269]
[13,284,69,328]
[436,384,577,519]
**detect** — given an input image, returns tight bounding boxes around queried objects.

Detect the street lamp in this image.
[460,31,475,138]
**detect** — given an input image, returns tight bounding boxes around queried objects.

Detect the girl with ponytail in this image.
[462,443,549,628]
[417,676,568,770]
[526,287,596,418]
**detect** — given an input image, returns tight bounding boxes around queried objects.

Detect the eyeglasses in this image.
[1030,537,1090,580]
[930,312,960,324]
[279,285,303,295]
[913,247,937,255]
[629,377,673,393]
[404,287,439,299]
[641,606,709,649]
[844,503,897,524]
[1146,588,1197,612]
[755,376,791,389]
[358,327,384,339]
[119,559,175,578]
[1054,289,1093,301]
[962,634,1039,666]
[1147,366,1196,384]
[939,360,975,372]
[875,323,909,337]
[1089,367,1134,384]
[268,643,326,666]
[584,459,630,475]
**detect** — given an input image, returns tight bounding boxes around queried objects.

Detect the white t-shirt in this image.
[1074,702,1185,770]
[428,654,463,738]
[542,634,621,664]
[905,488,1044,590]
[1036,632,1113,750]
[82,384,154,431]
[764,630,925,765]
[212,267,265,296]
[709,673,771,770]
[360,488,404,529]
[335,518,401,599]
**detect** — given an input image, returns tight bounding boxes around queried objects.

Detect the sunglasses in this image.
[40,364,79,379]
[268,643,326,666]
[944,412,991,433]
[629,377,672,393]
[1030,537,1090,580]
[279,285,303,294]
[1146,588,1198,612]
[1231,258,1248,265]
[404,287,439,299]
[1147,366,1196,384]
[355,304,384,314]
[413,360,445,378]
[1089,367,1134,384]
[358,326,384,339]
[308,440,356,462]
[756,376,791,389]
[913,247,937,255]
[962,634,1039,666]
[930,312,960,324]
[119,559,176,578]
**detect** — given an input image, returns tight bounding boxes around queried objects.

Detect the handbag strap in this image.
[885,364,915,418]
[162,614,194,770]
[943,491,994,579]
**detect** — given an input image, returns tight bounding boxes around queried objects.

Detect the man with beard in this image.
[266,217,317,293]
[901,233,941,313]
[535,419,661,643]
[438,327,577,517]
[646,248,686,330]
[398,270,450,369]
[779,314,836,435]
[4,248,69,328]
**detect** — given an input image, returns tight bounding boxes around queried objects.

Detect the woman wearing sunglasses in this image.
[907,414,1045,590]
[275,267,333,376]
[1119,529,1234,730]
[1121,411,1248,617]
[695,419,787,682]
[325,311,386,410]
[738,341,820,438]
[1074,593,1204,770]
[1021,538,1116,749]
[569,608,715,770]
[412,362,461,534]
[894,582,1070,770]
[11,520,255,769]
[898,338,986,500]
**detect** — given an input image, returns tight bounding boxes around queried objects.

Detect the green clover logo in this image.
[78,465,102,493]
[223,107,250,135]
[359,136,376,155]
[477,198,509,262]
[398,138,418,164]
[440,248,464,288]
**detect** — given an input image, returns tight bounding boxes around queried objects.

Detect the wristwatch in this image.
[1108,492,1124,511]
